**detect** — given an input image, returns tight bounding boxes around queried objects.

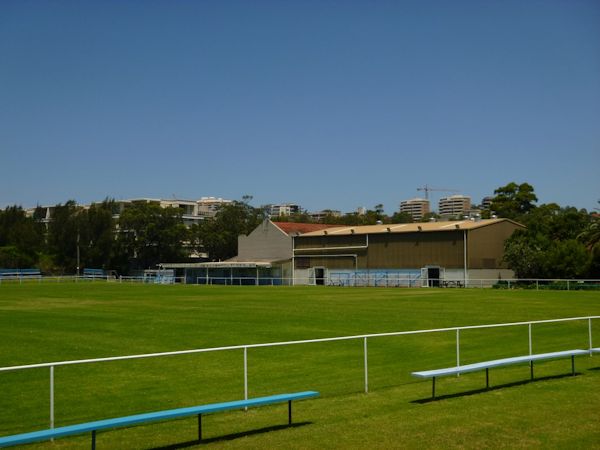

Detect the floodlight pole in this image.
[291,236,295,286]
[76,230,80,277]
[463,230,467,286]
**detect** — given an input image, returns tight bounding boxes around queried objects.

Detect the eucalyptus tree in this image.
[117,201,188,271]
[193,198,266,261]
[491,182,538,220]
[0,205,44,267]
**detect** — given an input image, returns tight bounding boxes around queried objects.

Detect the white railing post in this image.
[364,337,368,393]
[243,347,248,407]
[50,365,54,431]
[528,323,532,355]
[589,318,593,355]
[456,329,460,375]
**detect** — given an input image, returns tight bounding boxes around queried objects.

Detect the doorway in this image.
[427,267,440,287]
[314,267,326,285]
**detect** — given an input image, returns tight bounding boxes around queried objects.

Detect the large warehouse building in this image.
[292,218,524,286]
[163,220,337,284]
[162,218,524,286]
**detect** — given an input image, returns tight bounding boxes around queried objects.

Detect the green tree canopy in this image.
[117,201,188,271]
[191,199,266,261]
[0,205,44,267]
[81,200,117,269]
[491,182,538,220]
[502,197,596,278]
[46,201,82,272]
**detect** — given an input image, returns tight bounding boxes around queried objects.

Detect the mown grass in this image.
[0,283,599,449]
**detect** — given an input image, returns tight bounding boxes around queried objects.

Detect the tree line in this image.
[490,183,599,279]
[0,199,265,275]
[0,183,598,278]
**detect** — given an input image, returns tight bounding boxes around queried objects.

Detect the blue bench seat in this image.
[412,349,588,399]
[0,391,319,449]
[0,269,41,280]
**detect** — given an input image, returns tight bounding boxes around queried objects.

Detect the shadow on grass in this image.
[588,366,600,372]
[411,372,581,404]
[147,422,311,449]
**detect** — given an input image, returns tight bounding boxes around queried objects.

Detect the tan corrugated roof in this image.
[298,218,523,236]
[272,221,339,235]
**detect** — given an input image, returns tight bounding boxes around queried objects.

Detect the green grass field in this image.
[1,283,599,449]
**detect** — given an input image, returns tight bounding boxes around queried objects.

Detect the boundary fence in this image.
[0,275,186,285]
[2,275,600,289]
[1,315,598,432]
[194,276,600,288]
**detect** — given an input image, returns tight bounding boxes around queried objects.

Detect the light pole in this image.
[76,230,80,276]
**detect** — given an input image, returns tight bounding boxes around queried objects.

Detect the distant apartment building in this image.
[196,197,233,218]
[26,196,233,227]
[309,210,342,222]
[438,195,471,218]
[400,198,430,221]
[267,203,300,217]
[481,196,494,210]
[159,199,204,227]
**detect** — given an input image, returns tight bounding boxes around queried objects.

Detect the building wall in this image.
[294,234,366,271]
[293,221,523,280]
[366,231,465,269]
[237,220,292,261]
[467,269,515,285]
[467,220,523,269]
[295,231,466,270]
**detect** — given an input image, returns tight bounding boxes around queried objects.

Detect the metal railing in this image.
[1,315,598,431]
[195,276,296,286]
[0,275,187,285]
[2,275,600,289]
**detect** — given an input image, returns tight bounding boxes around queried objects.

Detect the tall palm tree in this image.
[578,217,600,251]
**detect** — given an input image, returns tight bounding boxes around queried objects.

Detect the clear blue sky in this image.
[1,0,599,214]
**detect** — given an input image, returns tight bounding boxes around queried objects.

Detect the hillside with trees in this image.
[0,185,598,278]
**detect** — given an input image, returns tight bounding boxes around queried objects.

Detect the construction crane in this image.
[417,185,460,200]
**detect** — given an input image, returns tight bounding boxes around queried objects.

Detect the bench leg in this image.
[198,413,202,441]
[91,430,96,450]
[288,400,292,425]
[486,368,489,389]
[432,377,436,399]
